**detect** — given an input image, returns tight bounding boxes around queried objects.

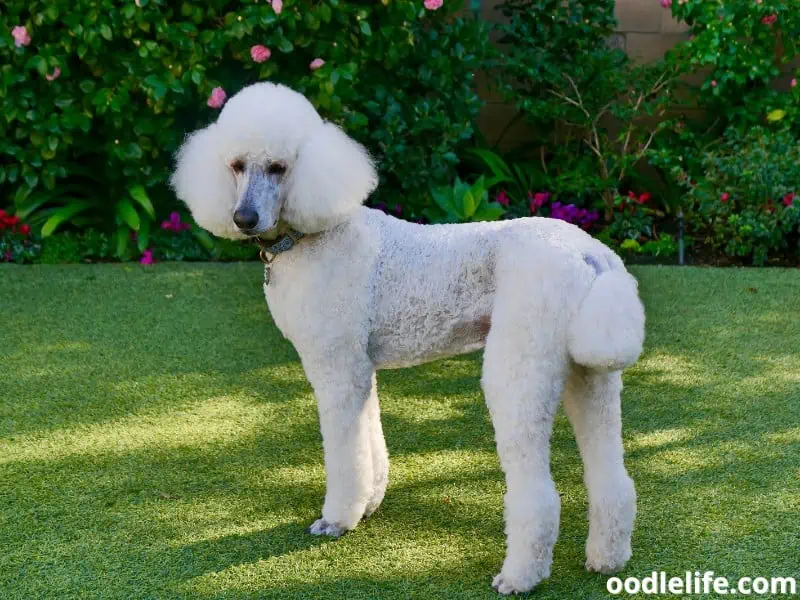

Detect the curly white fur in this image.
[171,83,646,595]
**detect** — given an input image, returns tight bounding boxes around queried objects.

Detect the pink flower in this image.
[720,192,730,203]
[207,87,227,108]
[792,78,798,88]
[45,67,61,81]
[250,45,271,63]
[496,190,510,206]
[12,26,31,48]
[783,192,796,207]
[424,0,444,9]
[271,0,283,15]
[761,14,778,26]
[711,80,718,88]
[660,0,672,7]
[140,249,154,265]
[529,191,550,213]
[309,58,325,70]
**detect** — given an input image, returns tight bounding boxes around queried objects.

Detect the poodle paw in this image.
[491,569,545,595]
[585,544,631,574]
[308,518,345,538]
[492,574,519,596]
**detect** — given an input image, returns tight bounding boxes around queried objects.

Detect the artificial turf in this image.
[1,263,798,599]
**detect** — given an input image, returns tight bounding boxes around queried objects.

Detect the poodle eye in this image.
[267,162,287,176]
[230,160,245,174]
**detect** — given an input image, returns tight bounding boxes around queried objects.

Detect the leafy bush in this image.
[662,0,800,128]
[493,0,677,219]
[424,176,505,224]
[468,147,600,231]
[34,225,258,264]
[686,127,800,265]
[1,0,488,252]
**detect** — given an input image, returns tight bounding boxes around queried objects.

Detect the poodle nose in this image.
[233,207,259,231]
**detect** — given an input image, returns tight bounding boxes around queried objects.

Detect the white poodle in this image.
[171,82,645,595]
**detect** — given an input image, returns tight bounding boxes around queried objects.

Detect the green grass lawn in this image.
[1,264,798,599]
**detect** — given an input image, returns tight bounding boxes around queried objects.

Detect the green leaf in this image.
[360,21,372,36]
[137,216,150,253]
[468,148,513,181]
[16,192,54,220]
[128,184,155,218]
[116,199,141,231]
[766,109,786,123]
[191,226,216,251]
[99,24,113,40]
[431,187,456,215]
[472,202,506,222]
[25,55,48,76]
[461,189,477,217]
[41,201,93,237]
[115,225,130,259]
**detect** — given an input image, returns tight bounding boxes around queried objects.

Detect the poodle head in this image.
[170,82,377,239]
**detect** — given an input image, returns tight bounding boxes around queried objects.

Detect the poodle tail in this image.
[567,269,645,371]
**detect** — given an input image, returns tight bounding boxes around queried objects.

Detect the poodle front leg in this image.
[563,367,636,574]
[364,372,389,518]
[304,357,376,537]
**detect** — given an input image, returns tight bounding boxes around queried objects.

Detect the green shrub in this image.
[493,0,677,219]
[1,0,488,253]
[662,0,800,128]
[424,176,505,224]
[687,127,800,265]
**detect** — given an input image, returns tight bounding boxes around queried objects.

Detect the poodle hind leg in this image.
[563,367,636,574]
[364,373,389,518]
[482,328,567,595]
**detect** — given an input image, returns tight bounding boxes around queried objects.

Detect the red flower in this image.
[529,191,550,213]
[783,192,796,207]
[19,223,30,236]
[761,14,778,26]
[637,192,651,205]
[496,190,510,206]
[720,192,730,203]
[5,215,19,226]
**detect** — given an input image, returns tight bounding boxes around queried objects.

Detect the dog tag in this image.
[263,263,271,286]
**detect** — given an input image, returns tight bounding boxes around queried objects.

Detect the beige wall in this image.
[478,0,689,145]
[613,0,689,62]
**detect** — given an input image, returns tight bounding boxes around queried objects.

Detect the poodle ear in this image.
[170,125,241,239]
[282,123,377,232]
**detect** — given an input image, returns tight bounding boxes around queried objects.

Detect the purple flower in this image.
[161,212,191,232]
[140,249,154,265]
[547,201,598,228]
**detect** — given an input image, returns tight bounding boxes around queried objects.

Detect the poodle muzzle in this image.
[233,165,283,237]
